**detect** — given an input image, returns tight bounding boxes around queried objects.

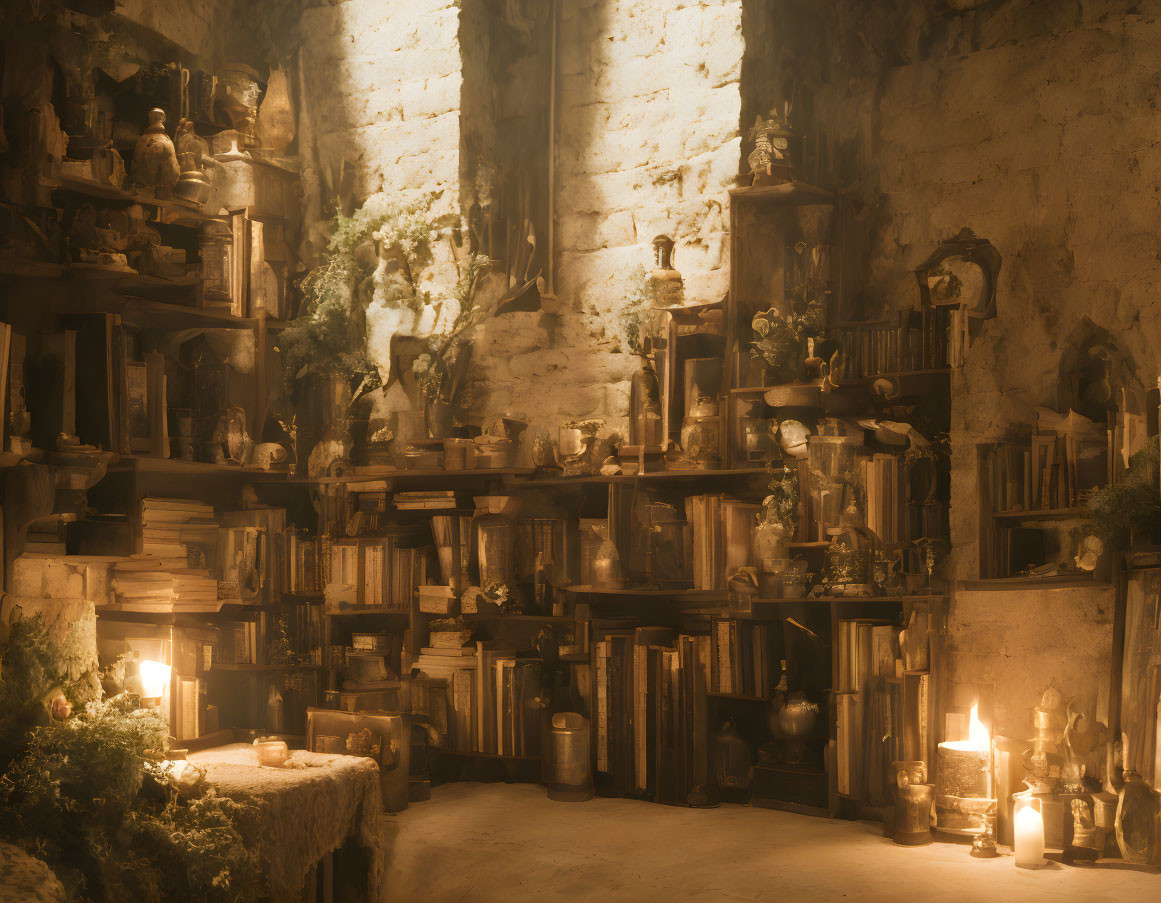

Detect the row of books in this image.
[832,304,963,381]
[709,618,780,698]
[980,424,1106,515]
[226,612,272,665]
[326,534,433,610]
[980,525,1048,580]
[593,628,710,803]
[834,618,929,804]
[411,642,542,755]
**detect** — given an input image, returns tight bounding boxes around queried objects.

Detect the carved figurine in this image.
[747,105,792,185]
[90,141,126,189]
[1066,798,1101,862]
[133,108,180,193]
[1023,685,1066,794]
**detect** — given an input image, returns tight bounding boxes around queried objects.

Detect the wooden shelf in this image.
[112,454,289,478]
[708,692,772,702]
[430,749,540,761]
[41,174,225,225]
[303,467,534,485]
[529,467,772,487]
[990,507,1088,521]
[211,663,323,672]
[729,181,836,206]
[563,586,723,600]
[787,541,830,550]
[959,576,1109,591]
[459,613,575,625]
[324,607,411,617]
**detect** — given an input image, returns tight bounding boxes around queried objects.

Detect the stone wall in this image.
[296,0,464,251]
[528,0,743,439]
[294,0,745,446]
[821,0,1160,741]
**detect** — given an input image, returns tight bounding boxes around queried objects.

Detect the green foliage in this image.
[0,629,264,901]
[1087,437,1161,546]
[0,614,100,774]
[124,789,263,903]
[750,302,826,382]
[413,252,494,403]
[617,266,654,356]
[764,467,800,533]
[280,195,448,396]
[0,695,168,894]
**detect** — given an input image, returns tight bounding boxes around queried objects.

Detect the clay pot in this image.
[133,108,180,192]
[256,67,295,152]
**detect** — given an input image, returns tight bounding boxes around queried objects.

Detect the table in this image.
[188,743,393,902]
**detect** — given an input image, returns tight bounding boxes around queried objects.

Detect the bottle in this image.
[650,235,684,307]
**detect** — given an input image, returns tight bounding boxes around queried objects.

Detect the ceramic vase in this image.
[256,67,295,152]
[134,108,180,192]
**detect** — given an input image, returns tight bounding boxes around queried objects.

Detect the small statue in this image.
[1060,703,1086,793]
[531,431,557,470]
[91,141,126,189]
[1023,685,1066,794]
[747,105,792,185]
[969,803,999,858]
[1067,798,1101,862]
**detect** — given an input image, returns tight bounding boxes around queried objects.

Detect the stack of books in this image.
[414,644,477,752]
[109,557,220,612]
[140,497,217,560]
[394,490,458,510]
[859,453,903,544]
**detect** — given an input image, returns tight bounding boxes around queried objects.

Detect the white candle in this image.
[1013,798,1045,869]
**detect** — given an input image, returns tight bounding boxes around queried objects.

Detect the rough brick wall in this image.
[295,0,744,447]
[823,0,1156,740]
[297,0,464,246]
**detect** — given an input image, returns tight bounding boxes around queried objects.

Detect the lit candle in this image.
[1013,796,1046,869]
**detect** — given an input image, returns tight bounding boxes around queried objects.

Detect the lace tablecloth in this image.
[189,743,393,902]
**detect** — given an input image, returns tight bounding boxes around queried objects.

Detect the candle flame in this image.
[968,702,990,749]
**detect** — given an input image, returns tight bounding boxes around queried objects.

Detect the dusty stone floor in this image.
[383,783,1159,902]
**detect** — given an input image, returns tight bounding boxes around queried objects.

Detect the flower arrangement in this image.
[750,300,826,383]
[617,266,656,356]
[763,466,800,533]
[280,195,498,428]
